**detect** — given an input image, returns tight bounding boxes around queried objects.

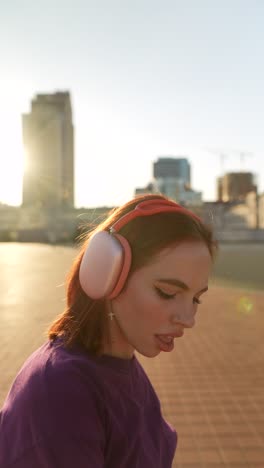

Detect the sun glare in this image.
[0,79,34,207]
[0,124,24,206]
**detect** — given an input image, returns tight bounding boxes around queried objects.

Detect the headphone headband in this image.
[79,198,202,300]
[111,199,201,232]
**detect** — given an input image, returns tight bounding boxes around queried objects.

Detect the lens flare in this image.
[237,296,254,316]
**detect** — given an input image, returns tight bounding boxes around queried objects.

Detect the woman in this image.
[0,194,217,467]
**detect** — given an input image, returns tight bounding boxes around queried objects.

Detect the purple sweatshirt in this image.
[0,338,177,467]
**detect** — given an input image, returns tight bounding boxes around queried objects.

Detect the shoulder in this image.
[42,340,107,409]
[4,340,107,432]
[0,341,107,466]
[45,339,103,387]
[11,339,103,393]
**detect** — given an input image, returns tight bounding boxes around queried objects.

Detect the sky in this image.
[0,0,264,208]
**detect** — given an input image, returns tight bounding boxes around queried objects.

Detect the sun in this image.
[0,124,24,206]
[0,76,37,206]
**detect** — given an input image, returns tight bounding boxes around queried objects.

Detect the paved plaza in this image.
[0,243,264,467]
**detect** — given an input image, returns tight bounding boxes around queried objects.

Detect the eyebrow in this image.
[157,278,208,295]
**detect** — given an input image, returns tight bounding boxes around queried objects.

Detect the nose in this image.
[171,303,196,328]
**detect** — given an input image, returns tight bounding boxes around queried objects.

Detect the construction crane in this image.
[206,148,254,173]
[230,150,253,171]
[205,148,229,176]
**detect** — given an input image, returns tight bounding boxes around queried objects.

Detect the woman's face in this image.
[105,241,212,359]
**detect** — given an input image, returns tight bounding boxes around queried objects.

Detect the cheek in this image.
[116,285,162,324]
[128,287,156,316]
[132,289,170,327]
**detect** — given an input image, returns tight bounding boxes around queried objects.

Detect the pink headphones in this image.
[79,198,200,300]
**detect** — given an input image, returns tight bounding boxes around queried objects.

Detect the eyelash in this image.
[155,287,202,304]
[194,297,202,305]
[155,287,175,300]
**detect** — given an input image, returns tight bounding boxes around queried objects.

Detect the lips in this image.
[157,331,184,340]
[158,335,174,344]
[155,335,173,352]
[155,331,184,352]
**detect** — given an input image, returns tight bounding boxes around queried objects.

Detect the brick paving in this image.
[139,286,264,467]
[1,243,264,467]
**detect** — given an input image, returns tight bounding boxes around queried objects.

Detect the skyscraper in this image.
[135,156,202,205]
[22,91,74,209]
[153,157,191,185]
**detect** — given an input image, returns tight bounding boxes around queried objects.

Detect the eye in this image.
[193,297,202,305]
[155,287,176,300]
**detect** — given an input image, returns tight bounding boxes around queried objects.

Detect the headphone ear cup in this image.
[108,234,132,299]
[79,231,132,299]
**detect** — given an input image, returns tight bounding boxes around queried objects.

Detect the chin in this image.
[137,348,161,358]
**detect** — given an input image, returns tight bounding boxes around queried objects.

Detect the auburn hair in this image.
[48,194,217,355]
